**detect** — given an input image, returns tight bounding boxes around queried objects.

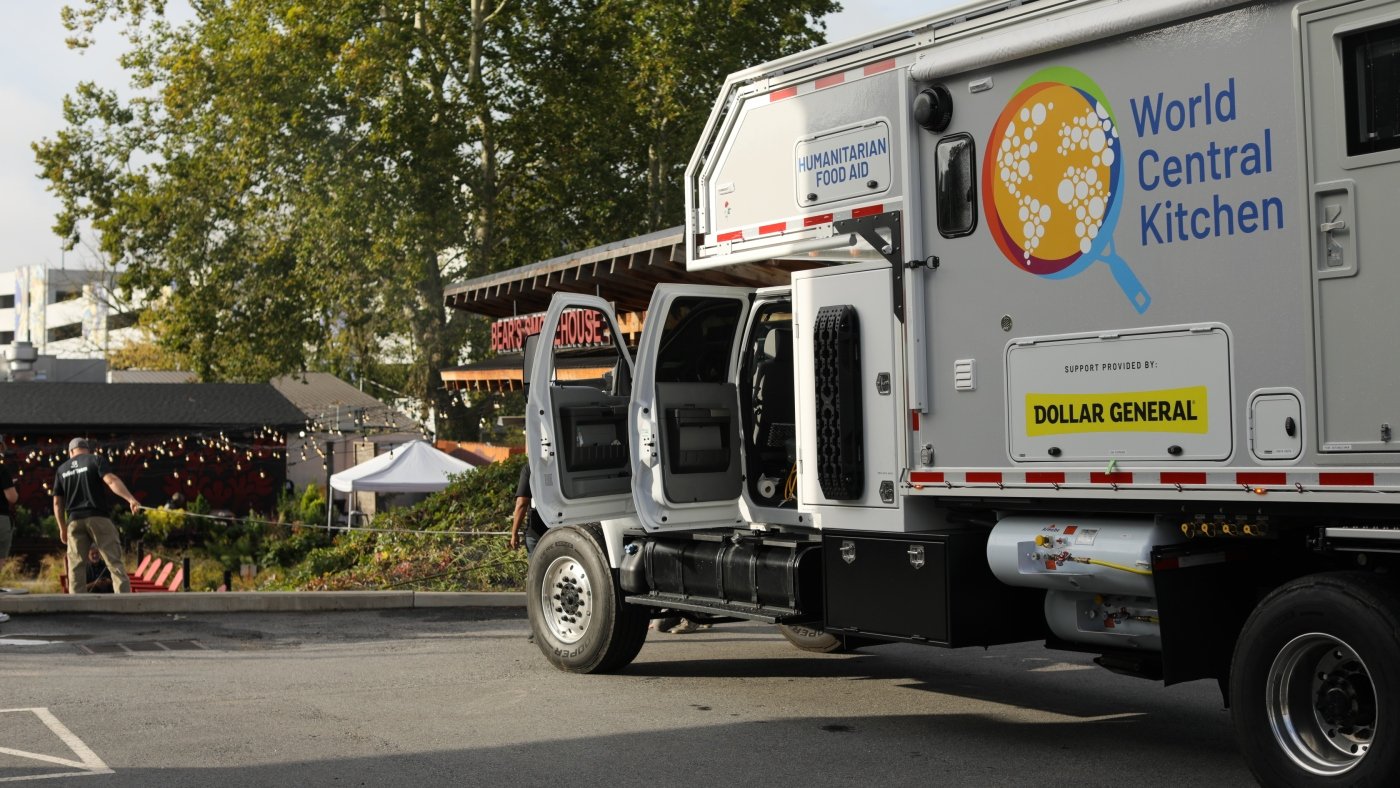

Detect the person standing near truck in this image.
[0,436,18,621]
[510,464,548,556]
[53,438,140,594]
[0,436,19,575]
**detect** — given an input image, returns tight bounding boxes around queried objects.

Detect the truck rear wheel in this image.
[528,523,649,673]
[1230,572,1400,786]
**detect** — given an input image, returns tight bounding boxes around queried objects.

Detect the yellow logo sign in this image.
[1026,387,1208,436]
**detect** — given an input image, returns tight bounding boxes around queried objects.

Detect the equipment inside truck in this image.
[740,301,797,508]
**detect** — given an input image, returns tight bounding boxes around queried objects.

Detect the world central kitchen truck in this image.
[521,0,1400,783]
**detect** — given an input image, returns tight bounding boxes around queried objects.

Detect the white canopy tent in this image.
[327,440,473,527]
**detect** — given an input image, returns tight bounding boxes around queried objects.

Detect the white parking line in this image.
[0,707,112,782]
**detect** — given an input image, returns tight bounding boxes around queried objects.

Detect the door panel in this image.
[793,264,901,508]
[526,295,636,525]
[1303,1,1400,451]
[630,286,753,532]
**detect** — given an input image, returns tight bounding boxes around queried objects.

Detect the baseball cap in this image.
[68,437,92,451]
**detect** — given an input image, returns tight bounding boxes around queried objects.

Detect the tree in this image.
[37,0,838,437]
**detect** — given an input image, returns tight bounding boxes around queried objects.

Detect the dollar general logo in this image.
[1026,387,1208,436]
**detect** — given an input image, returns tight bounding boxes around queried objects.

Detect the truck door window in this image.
[654,297,743,383]
[935,133,977,237]
[550,307,628,396]
[1344,23,1400,157]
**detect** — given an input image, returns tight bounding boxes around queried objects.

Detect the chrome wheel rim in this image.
[540,556,593,644]
[1266,632,1375,776]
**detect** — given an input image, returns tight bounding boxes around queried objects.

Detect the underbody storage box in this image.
[822,529,1044,647]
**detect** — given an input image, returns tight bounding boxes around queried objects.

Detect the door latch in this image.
[1320,205,1347,233]
[1322,205,1347,267]
[907,545,925,570]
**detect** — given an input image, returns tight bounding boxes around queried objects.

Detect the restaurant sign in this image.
[490,309,614,353]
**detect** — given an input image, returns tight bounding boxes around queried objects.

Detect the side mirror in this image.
[522,332,540,391]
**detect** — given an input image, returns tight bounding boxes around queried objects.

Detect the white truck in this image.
[523,1,1400,783]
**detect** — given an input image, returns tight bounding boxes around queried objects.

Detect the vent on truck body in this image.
[814,305,864,500]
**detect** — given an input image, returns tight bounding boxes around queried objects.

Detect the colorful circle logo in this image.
[982,67,1150,314]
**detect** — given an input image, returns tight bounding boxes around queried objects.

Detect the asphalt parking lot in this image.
[1,609,1252,786]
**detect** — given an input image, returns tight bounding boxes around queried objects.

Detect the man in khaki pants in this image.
[53,438,140,594]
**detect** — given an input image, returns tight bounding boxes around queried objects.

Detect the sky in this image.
[0,0,963,274]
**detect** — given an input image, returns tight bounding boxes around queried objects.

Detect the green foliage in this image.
[142,508,188,542]
[199,513,261,572]
[110,508,146,545]
[266,455,528,591]
[39,0,839,440]
[297,484,326,526]
[9,505,40,540]
[6,463,528,592]
[9,505,62,541]
[261,526,332,568]
[187,555,233,592]
[37,515,60,540]
[188,493,211,515]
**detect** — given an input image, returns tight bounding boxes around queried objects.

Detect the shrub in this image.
[298,484,326,525]
[265,455,529,591]
[261,526,331,568]
[143,508,188,542]
[0,556,23,586]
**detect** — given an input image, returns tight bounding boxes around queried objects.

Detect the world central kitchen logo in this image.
[983,67,1150,314]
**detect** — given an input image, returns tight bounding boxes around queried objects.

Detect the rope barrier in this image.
[134,505,511,537]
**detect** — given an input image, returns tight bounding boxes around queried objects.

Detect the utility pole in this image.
[324,439,335,531]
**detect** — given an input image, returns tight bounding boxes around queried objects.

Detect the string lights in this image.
[3,425,288,497]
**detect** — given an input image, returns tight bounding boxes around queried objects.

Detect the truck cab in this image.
[527,286,800,536]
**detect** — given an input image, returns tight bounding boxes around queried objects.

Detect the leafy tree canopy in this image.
[38,0,839,437]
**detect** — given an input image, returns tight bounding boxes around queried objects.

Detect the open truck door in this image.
[526,294,636,525]
[629,285,754,532]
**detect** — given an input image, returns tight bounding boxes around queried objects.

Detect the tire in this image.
[1230,571,1400,787]
[527,523,649,673]
[778,623,850,653]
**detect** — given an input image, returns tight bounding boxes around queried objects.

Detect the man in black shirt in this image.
[53,438,140,594]
[0,436,19,577]
[0,436,19,619]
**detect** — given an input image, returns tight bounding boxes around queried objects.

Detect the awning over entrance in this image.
[441,227,825,392]
[443,227,819,319]
[442,351,618,394]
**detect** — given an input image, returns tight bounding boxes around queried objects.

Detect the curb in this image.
[0,591,525,615]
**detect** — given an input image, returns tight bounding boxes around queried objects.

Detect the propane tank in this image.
[1044,590,1162,651]
[985,515,1184,597]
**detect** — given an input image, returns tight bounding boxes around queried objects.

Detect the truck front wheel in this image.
[1230,572,1400,786]
[528,523,650,673]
